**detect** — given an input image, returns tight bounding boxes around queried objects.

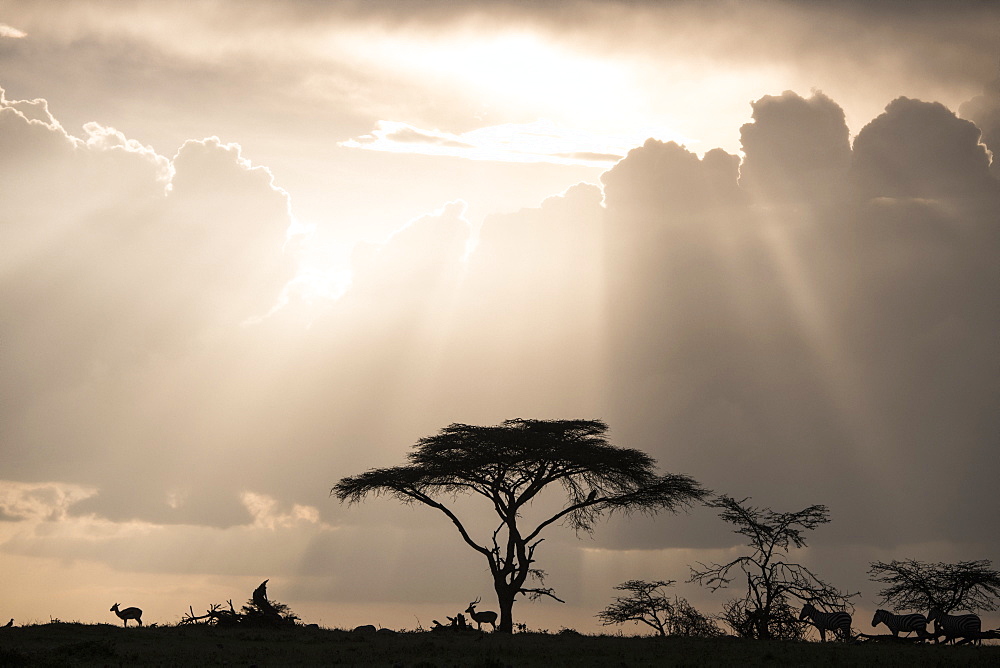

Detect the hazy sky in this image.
[2,0,1000,632]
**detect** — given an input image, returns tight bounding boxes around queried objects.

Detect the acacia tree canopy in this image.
[689,495,856,640]
[333,418,709,633]
[868,559,1000,614]
[596,579,722,637]
[597,579,677,636]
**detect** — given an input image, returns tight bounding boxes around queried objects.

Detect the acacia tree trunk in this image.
[757,606,772,640]
[495,582,517,634]
[489,516,528,634]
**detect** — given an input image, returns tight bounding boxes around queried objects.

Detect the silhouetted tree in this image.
[596,579,723,637]
[668,595,726,638]
[720,597,806,641]
[333,418,708,633]
[689,495,855,640]
[869,559,1000,614]
[597,579,675,636]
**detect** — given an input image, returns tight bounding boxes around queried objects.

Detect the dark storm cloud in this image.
[738,90,851,202]
[853,97,995,199]
[600,89,1000,553]
[601,140,744,218]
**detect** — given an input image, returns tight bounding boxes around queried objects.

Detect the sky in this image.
[2,0,1000,634]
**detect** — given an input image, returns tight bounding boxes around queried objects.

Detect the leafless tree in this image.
[689,495,856,640]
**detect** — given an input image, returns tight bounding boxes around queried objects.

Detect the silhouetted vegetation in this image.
[333,418,709,633]
[689,495,856,640]
[596,579,723,637]
[869,559,1000,615]
[719,596,806,642]
[181,579,299,628]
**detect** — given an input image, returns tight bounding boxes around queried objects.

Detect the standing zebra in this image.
[927,607,981,645]
[799,603,852,641]
[871,609,928,638]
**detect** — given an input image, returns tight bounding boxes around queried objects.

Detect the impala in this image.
[465,597,497,631]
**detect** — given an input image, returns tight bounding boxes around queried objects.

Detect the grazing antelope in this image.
[799,603,852,641]
[110,603,143,627]
[465,597,498,631]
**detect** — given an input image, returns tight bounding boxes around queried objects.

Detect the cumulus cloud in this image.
[0,88,299,529]
[600,89,1000,557]
[959,74,1000,177]
[738,90,851,203]
[602,140,744,221]
[852,97,996,199]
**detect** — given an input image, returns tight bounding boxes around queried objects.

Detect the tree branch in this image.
[403,489,493,561]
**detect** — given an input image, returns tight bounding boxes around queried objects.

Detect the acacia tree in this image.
[868,559,1000,614]
[689,495,856,640]
[596,579,722,637]
[333,418,708,633]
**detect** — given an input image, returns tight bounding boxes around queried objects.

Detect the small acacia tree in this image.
[597,579,722,637]
[689,495,856,640]
[333,418,708,633]
[719,597,805,641]
[869,559,1000,614]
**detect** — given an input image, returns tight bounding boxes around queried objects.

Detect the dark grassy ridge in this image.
[0,623,997,667]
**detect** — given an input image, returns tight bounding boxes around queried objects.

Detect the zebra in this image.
[927,607,981,645]
[871,609,929,638]
[799,603,852,641]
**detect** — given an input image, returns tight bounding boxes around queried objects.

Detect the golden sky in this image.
[2,0,1000,632]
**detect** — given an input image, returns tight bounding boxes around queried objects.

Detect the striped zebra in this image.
[799,603,852,641]
[927,607,981,645]
[871,609,928,638]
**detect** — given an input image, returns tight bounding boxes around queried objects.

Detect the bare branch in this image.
[520,587,566,603]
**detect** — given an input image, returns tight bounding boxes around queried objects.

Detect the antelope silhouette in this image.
[110,603,143,627]
[465,597,497,631]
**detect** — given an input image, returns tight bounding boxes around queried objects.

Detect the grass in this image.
[0,623,998,667]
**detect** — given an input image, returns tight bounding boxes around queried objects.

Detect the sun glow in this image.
[336,28,638,125]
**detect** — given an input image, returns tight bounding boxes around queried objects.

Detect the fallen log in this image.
[855,632,928,644]
[181,601,241,627]
[181,580,298,627]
